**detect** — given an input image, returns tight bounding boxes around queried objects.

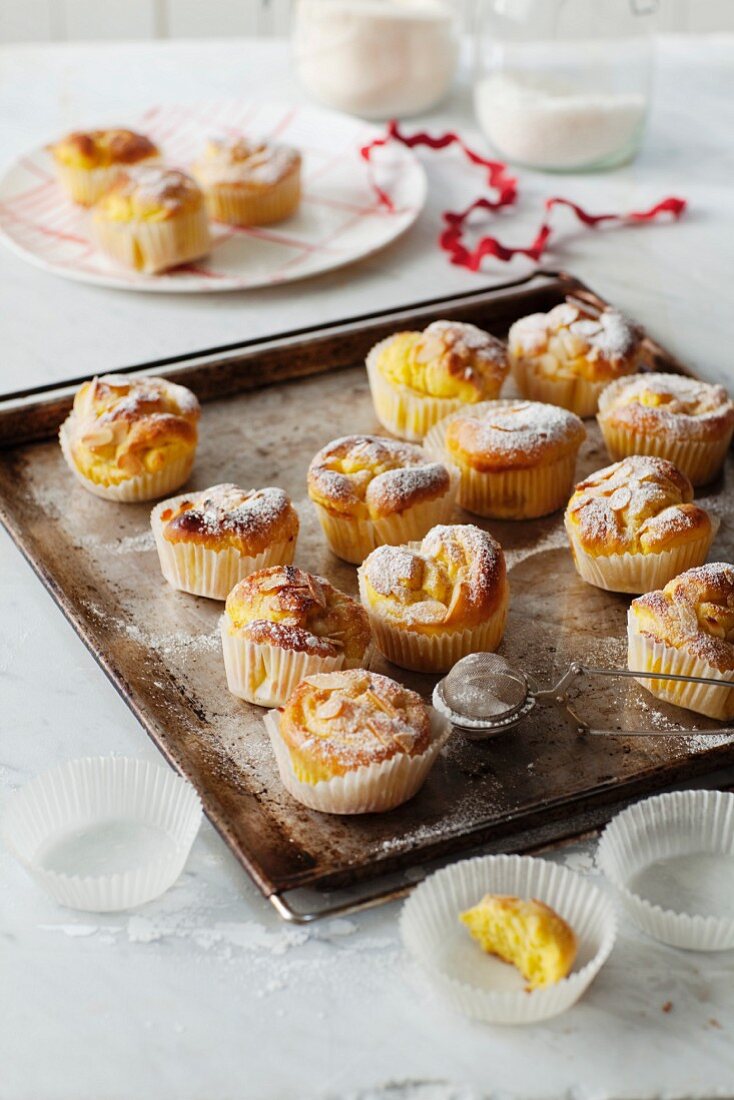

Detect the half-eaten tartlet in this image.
[358,523,509,673]
[59,374,200,502]
[508,299,644,418]
[49,128,158,206]
[628,563,734,720]
[597,372,734,487]
[221,565,371,707]
[152,484,299,600]
[307,434,457,564]
[425,399,585,519]
[366,321,509,442]
[191,135,301,226]
[263,669,450,813]
[565,456,717,594]
[460,895,578,991]
[92,166,211,274]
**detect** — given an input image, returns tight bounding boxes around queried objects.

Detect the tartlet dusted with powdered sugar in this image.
[307,434,457,564]
[565,455,717,594]
[221,565,370,708]
[509,299,644,418]
[152,484,299,600]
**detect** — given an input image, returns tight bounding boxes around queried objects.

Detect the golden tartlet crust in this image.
[158,484,298,555]
[374,321,509,400]
[64,374,199,482]
[445,400,586,473]
[360,523,507,633]
[94,166,204,222]
[225,565,371,661]
[598,373,734,442]
[630,563,734,672]
[279,669,431,779]
[565,456,712,556]
[51,129,158,168]
[307,435,452,520]
[509,300,644,382]
[192,136,301,191]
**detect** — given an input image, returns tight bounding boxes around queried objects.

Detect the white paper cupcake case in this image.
[220,617,350,707]
[400,853,617,1025]
[366,341,484,442]
[93,207,212,275]
[510,356,615,419]
[151,498,296,599]
[311,469,459,565]
[60,418,195,503]
[566,516,718,595]
[264,709,450,814]
[596,412,733,487]
[2,756,202,912]
[627,614,734,720]
[597,790,734,950]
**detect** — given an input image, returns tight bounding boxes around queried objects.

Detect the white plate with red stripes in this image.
[0,101,426,293]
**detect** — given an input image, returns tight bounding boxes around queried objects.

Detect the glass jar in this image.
[473,0,658,171]
[292,0,460,119]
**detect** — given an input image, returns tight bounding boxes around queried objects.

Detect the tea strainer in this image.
[432,652,732,740]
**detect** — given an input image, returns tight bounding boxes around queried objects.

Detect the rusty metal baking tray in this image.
[1,270,732,922]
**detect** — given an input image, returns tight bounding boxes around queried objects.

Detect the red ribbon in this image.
[360,120,687,272]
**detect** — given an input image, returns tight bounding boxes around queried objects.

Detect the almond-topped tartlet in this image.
[92,165,211,274]
[598,373,734,486]
[307,434,457,564]
[508,299,644,418]
[264,669,450,813]
[628,563,734,720]
[366,321,509,442]
[50,128,159,206]
[565,456,717,594]
[59,374,200,502]
[221,565,371,708]
[191,135,301,225]
[151,484,299,600]
[425,399,585,519]
[358,523,509,673]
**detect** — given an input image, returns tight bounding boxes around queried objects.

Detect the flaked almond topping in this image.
[306,573,327,609]
[608,487,632,511]
[365,689,399,718]
[258,574,290,592]
[315,696,345,720]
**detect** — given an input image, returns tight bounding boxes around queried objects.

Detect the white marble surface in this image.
[1,34,734,1100]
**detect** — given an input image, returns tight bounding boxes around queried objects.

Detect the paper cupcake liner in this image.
[151,498,296,599]
[54,162,128,207]
[202,171,301,226]
[366,340,500,442]
[627,613,734,720]
[596,417,733,488]
[510,356,617,419]
[2,756,202,912]
[264,708,450,814]
[60,417,195,503]
[312,472,459,565]
[566,516,718,595]
[93,207,211,274]
[359,566,509,674]
[424,410,580,519]
[220,618,353,708]
[400,853,617,1025]
[597,790,734,950]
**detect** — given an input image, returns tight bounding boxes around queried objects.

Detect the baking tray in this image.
[1,270,732,922]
